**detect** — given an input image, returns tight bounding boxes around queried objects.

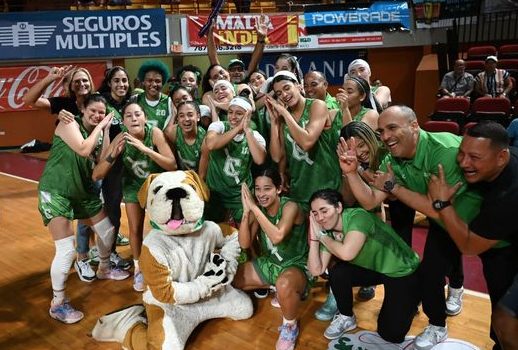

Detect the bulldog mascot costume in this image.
[92,170,253,349]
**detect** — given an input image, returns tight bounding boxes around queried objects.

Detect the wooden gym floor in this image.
[0,156,495,349]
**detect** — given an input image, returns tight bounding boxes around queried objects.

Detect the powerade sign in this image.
[304,1,410,34]
[0,9,167,60]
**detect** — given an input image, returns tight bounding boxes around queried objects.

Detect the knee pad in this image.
[92,216,115,258]
[51,236,76,291]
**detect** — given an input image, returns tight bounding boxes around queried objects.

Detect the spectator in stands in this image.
[348,59,390,110]
[338,105,481,350]
[428,122,518,350]
[507,118,518,148]
[475,56,513,99]
[304,71,339,110]
[438,59,475,98]
[207,16,268,84]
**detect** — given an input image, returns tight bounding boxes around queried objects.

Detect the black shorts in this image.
[498,272,518,317]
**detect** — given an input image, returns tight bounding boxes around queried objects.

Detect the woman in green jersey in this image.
[307,189,420,343]
[93,102,177,292]
[38,94,131,325]
[266,70,340,210]
[164,100,208,173]
[203,96,267,225]
[234,168,310,350]
[335,76,379,131]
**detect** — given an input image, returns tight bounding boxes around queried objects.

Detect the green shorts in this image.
[122,183,141,203]
[252,256,315,293]
[38,191,102,226]
[204,191,243,224]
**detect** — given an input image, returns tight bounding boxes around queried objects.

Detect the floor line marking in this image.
[0,172,39,184]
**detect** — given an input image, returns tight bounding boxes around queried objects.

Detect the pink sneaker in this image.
[276,322,299,350]
[49,300,84,324]
[96,267,130,281]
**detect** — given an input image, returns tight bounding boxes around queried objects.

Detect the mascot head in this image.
[138,171,209,235]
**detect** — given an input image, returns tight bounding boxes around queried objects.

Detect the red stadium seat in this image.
[422,121,460,135]
[499,44,518,59]
[472,97,512,126]
[464,60,485,76]
[431,97,471,124]
[467,45,497,60]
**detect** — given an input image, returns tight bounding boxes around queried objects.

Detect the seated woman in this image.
[234,168,310,350]
[203,96,266,226]
[307,189,420,343]
[38,94,130,324]
[93,102,177,292]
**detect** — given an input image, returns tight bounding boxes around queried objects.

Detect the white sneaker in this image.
[324,313,357,339]
[413,324,448,350]
[445,286,463,316]
[75,259,96,283]
[133,271,145,292]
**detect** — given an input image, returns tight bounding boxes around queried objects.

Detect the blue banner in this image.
[0,9,167,60]
[304,2,410,31]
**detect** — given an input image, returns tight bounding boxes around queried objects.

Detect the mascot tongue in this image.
[167,219,184,230]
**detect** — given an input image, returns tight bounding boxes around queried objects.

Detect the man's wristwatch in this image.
[432,199,451,211]
[383,179,396,193]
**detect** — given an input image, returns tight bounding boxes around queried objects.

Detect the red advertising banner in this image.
[0,62,107,113]
[187,14,298,47]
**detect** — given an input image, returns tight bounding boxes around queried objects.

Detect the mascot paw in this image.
[202,253,228,292]
[92,304,146,343]
[220,232,241,262]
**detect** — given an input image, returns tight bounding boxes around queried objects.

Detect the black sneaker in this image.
[110,252,133,271]
[254,289,269,298]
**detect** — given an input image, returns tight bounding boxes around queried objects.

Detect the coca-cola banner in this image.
[0,9,167,60]
[0,62,107,113]
[187,14,299,47]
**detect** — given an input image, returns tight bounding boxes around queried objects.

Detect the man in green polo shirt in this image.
[339,105,482,350]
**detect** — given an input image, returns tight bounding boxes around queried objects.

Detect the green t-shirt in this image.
[135,92,171,130]
[39,116,102,199]
[380,129,482,224]
[353,106,369,122]
[121,123,165,202]
[175,126,206,172]
[322,208,420,277]
[283,98,341,207]
[258,197,308,267]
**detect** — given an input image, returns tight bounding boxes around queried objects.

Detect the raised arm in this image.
[207,21,220,66]
[23,66,72,110]
[246,15,268,75]
[56,111,113,158]
[150,127,177,170]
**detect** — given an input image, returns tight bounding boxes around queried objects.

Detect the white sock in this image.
[50,236,75,304]
[92,217,114,270]
[282,317,296,326]
[134,259,139,274]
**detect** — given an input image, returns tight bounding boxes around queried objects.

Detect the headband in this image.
[229,97,252,111]
[348,59,371,75]
[273,70,298,83]
[344,75,367,95]
[213,79,234,92]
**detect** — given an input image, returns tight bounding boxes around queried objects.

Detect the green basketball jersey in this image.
[206,122,253,208]
[322,208,420,277]
[39,116,102,198]
[258,197,308,267]
[283,99,341,207]
[135,92,171,130]
[121,123,165,202]
[353,106,369,122]
[175,126,206,172]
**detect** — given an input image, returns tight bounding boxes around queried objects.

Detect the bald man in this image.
[439,59,474,98]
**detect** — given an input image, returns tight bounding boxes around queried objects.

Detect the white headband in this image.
[229,97,252,111]
[213,79,234,92]
[348,59,371,76]
[273,70,298,82]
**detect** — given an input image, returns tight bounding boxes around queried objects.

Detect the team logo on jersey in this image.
[223,148,242,184]
[126,156,150,178]
[286,133,314,165]
[179,154,197,170]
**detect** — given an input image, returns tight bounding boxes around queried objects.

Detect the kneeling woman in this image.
[38,94,130,324]
[307,189,420,343]
[234,168,310,350]
[93,102,177,292]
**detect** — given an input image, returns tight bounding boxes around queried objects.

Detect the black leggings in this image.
[418,221,463,327]
[329,260,419,343]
